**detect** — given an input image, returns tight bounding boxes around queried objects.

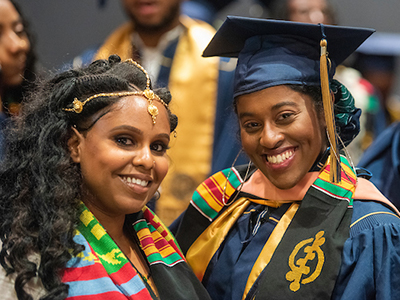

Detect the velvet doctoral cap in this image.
[202,16,375,98]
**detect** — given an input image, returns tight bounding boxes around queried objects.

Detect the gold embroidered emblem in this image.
[286,231,325,292]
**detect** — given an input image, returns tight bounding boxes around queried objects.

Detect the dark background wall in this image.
[15,0,127,70]
[14,0,400,71]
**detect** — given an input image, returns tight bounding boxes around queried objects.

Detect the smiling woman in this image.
[0,55,211,300]
[172,17,400,300]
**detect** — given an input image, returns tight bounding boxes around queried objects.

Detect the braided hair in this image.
[0,55,177,300]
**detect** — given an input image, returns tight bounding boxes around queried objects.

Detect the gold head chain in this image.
[63,58,168,124]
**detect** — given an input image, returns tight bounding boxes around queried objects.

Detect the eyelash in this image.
[114,137,169,154]
[151,142,169,154]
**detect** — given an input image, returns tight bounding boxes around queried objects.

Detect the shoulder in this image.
[0,244,46,299]
[350,200,400,237]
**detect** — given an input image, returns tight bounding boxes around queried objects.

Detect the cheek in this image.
[240,130,257,156]
[155,157,169,181]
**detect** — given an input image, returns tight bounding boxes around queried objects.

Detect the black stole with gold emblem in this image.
[251,166,355,300]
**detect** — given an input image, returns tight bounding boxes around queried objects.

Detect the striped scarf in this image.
[62,203,185,299]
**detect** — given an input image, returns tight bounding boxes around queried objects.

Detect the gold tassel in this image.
[320,39,340,183]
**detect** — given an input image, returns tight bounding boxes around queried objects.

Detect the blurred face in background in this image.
[0,0,30,87]
[287,0,334,25]
[122,0,182,33]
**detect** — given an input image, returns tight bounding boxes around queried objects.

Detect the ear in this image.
[68,127,84,163]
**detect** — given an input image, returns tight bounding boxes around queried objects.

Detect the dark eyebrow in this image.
[238,101,299,119]
[271,101,299,110]
[111,125,143,135]
[110,125,170,141]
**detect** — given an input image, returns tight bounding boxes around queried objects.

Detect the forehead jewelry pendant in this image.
[144,88,159,124]
[147,103,159,124]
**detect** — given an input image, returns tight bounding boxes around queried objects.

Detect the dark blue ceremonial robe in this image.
[173,199,400,300]
[358,121,400,210]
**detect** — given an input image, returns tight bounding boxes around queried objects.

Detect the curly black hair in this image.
[0,54,178,299]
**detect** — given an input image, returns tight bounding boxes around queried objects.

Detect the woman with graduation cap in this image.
[171,16,400,300]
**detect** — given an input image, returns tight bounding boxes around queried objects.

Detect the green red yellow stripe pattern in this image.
[190,167,243,221]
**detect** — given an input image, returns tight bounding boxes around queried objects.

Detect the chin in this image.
[267,173,303,190]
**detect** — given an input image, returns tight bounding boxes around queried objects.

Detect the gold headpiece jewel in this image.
[63,59,167,124]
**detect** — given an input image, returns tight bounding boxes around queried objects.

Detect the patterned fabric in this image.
[190,167,244,221]
[173,157,400,300]
[185,155,356,299]
[62,204,186,300]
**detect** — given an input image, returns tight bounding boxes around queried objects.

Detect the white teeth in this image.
[123,177,149,186]
[267,150,293,164]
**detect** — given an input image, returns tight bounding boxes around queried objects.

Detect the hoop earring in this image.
[153,189,161,201]
[222,149,252,206]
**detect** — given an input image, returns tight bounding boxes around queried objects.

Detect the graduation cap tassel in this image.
[320,39,341,183]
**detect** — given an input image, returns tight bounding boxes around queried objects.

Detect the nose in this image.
[5,32,29,54]
[309,9,326,24]
[132,146,154,170]
[259,123,284,149]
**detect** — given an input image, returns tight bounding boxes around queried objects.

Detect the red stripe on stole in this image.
[324,164,356,185]
[141,210,185,259]
[196,176,225,211]
[63,263,108,282]
[63,262,139,286]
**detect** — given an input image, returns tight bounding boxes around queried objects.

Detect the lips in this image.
[136,0,159,17]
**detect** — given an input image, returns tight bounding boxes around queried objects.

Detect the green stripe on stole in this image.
[77,204,128,274]
[191,167,243,220]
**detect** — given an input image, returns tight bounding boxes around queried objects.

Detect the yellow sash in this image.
[95,17,220,225]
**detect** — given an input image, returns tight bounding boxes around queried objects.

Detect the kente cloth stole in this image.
[62,203,185,300]
[186,156,356,300]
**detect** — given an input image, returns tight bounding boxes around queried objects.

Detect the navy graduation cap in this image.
[203,16,375,98]
[203,16,375,182]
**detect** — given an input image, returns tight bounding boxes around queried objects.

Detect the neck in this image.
[135,18,180,48]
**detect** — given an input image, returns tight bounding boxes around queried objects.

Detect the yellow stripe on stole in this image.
[319,162,356,192]
[211,171,239,200]
[136,227,176,258]
[320,170,355,191]
[242,203,300,300]
[197,182,224,213]
[186,197,251,281]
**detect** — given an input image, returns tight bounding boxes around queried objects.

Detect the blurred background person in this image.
[353,33,400,128]
[357,34,400,210]
[0,0,37,158]
[182,0,275,27]
[270,0,382,164]
[76,0,246,225]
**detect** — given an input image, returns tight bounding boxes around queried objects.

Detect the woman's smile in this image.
[237,85,327,190]
[119,173,153,193]
[264,147,296,165]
